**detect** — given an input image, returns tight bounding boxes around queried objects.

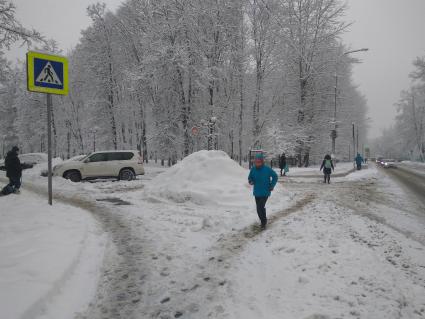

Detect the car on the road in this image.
[380,159,397,168]
[53,150,144,182]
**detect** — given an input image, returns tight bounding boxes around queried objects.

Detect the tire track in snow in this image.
[329,180,425,297]
[335,179,425,246]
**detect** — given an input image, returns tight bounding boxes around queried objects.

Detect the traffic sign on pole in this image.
[191,126,199,136]
[26,51,69,205]
[27,51,68,95]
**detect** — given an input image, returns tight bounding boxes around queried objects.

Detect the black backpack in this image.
[1,184,14,196]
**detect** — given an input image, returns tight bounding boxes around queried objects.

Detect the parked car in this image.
[66,154,87,162]
[53,150,144,182]
[41,154,87,177]
[380,159,397,168]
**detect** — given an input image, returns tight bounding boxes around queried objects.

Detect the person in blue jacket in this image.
[248,153,278,230]
[355,153,364,170]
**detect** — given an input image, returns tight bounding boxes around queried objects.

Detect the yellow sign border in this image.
[27,51,69,95]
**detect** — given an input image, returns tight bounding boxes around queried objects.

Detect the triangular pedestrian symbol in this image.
[35,62,62,85]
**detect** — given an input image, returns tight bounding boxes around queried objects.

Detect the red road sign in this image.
[191,126,199,136]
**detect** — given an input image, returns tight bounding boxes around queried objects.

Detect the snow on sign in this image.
[27,51,68,95]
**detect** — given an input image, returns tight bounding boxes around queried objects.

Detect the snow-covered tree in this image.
[373,54,425,162]
[1,0,369,166]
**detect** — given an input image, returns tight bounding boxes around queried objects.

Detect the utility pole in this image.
[331,73,338,155]
[357,126,359,156]
[331,48,368,157]
[352,123,355,159]
[349,144,351,161]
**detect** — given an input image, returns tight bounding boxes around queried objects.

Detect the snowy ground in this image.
[0,190,106,319]
[1,153,424,319]
[400,161,425,177]
[280,161,355,177]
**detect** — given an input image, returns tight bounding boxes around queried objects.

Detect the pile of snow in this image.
[344,166,378,181]
[402,160,425,167]
[147,150,284,206]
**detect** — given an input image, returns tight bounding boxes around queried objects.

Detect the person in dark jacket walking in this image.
[279,153,287,176]
[5,146,22,194]
[320,154,334,184]
[248,153,278,230]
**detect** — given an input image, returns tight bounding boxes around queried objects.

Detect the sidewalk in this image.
[277,162,356,178]
[0,189,105,319]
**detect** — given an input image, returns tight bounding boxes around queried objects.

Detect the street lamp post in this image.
[90,126,99,153]
[352,123,356,159]
[352,117,372,159]
[331,48,369,156]
[331,72,338,155]
[65,120,71,159]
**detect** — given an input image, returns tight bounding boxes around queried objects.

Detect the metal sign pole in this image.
[47,93,53,205]
[27,51,68,205]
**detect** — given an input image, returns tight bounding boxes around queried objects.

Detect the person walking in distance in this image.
[5,146,22,194]
[320,154,334,184]
[279,152,287,176]
[355,153,364,170]
[248,153,278,230]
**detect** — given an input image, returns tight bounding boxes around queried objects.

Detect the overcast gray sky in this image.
[342,0,425,137]
[5,0,425,138]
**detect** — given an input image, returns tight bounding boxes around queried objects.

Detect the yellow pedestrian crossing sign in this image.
[27,51,68,95]
[26,51,69,206]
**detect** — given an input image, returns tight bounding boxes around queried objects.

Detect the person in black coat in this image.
[5,146,22,193]
[279,153,287,176]
[320,154,335,184]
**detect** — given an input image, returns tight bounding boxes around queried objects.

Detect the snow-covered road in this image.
[382,165,425,207]
[1,153,424,319]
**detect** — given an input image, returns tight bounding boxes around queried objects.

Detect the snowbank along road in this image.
[1,154,425,319]
[381,164,425,207]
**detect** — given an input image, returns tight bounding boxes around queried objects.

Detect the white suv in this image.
[53,150,145,182]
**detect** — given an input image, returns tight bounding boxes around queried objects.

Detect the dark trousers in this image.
[255,196,269,226]
[357,164,362,170]
[8,176,21,190]
[323,168,331,183]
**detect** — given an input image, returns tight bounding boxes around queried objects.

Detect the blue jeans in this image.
[8,176,21,190]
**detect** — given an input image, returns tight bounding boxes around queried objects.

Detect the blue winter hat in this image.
[254,153,264,160]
